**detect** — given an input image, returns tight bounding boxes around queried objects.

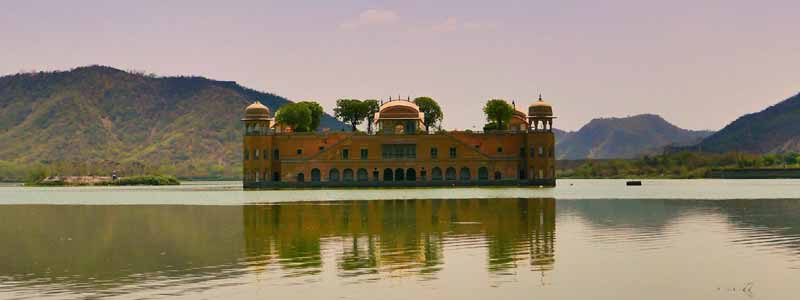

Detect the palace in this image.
[242,97,556,189]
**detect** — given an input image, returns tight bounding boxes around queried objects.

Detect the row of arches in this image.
[297,166,504,183]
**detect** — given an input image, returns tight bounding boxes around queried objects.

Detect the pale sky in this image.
[1,0,798,131]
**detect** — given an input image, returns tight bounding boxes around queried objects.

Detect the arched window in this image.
[478,167,488,180]
[343,168,354,181]
[432,167,443,181]
[494,171,502,180]
[297,173,305,182]
[406,168,416,181]
[273,149,280,160]
[539,169,544,179]
[383,168,393,181]
[459,167,471,181]
[329,168,340,182]
[357,168,368,181]
[395,168,405,181]
[311,168,321,182]
[445,167,456,181]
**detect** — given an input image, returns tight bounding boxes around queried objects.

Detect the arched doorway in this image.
[494,171,502,180]
[297,173,305,182]
[357,168,368,181]
[432,167,443,181]
[478,167,488,180]
[329,168,340,182]
[383,168,393,181]
[311,168,321,182]
[406,168,416,181]
[395,168,405,181]
[445,167,456,181]
[459,167,471,181]
[343,168,354,182]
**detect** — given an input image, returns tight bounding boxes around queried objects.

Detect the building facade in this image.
[242,97,557,189]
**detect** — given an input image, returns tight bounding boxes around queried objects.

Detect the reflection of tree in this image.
[242,198,556,278]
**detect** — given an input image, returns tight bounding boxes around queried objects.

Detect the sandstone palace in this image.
[242,97,556,189]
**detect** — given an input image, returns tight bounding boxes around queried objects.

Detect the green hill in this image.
[0,66,346,179]
[556,114,712,159]
[694,92,800,154]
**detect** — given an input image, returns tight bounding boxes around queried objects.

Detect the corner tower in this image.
[242,101,274,184]
[524,95,556,184]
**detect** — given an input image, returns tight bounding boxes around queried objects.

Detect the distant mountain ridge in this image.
[556,114,713,159]
[0,65,346,177]
[691,92,800,154]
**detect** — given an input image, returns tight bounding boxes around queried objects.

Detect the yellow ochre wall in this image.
[242,130,555,186]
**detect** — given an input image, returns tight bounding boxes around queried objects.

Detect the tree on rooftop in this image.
[275,103,312,132]
[297,101,323,131]
[363,99,380,134]
[334,99,370,131]
[483,99,514,130]
[413,97,443,133]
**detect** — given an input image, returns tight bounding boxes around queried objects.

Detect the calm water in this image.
[1,180,799,299]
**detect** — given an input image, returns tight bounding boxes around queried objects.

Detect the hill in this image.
[556,114,712,159]
[693,92,800,154]
[0,66,346,178]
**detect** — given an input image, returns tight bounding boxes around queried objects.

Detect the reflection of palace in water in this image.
[243,198,556,277]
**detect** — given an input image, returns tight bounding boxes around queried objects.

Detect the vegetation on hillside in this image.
[556,114,713,160]
[692,92,800,153]
[0,66,346,179]
[558,151,800,179]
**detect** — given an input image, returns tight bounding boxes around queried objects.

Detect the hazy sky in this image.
[1,0,798,131]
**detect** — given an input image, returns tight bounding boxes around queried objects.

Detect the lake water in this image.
[1,180,799,299]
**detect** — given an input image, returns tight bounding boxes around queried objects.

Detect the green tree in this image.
[297,101,324,131]
[334,99,369,131]
[363,99,380,134]
[413,97,443,133]
[483,99,514,130]
[275,103,312,132]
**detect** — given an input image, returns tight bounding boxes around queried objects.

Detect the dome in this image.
[379,100,420,114]
[528,95,553,117]
[243,101,272,121]
[376,100,423,120]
